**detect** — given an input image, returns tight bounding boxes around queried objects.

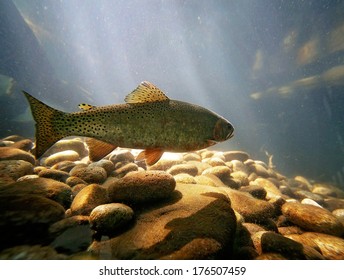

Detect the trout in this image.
[23,81,234,165]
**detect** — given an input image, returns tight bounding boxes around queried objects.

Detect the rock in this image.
[202,166,239,189]
[278,226,304,235]
[206,157,226,167]
[174,173,197,184]
[227,160,250,174]
[89,183,237,259]
[221,188,275,222]
[70,165,107,184]
[167,164,198,176]
[194,174,226,187]
[112,162,138,177]
[107,171,176,205]
[249,163,270,178]
[301,198,323,208]
[11,139,34,151]
[230,171,249,186]
[90,203,134,236]
[183,153,201,161]
[45,138,87,157]
[312,183,344,198]
[0,174,15,186]
[44,150,80,166]
[200,150,215,159]
[0,160,33,180]
[239,185,266,199]
[51,161,77,172]
[0,147,35,164]
[149,159,184,171]
[0,178,72,209]
[332,209,344,225]
[282,202,344,236]
[294,176,314,191]
[89,160,115,176]
[0,245,66,260]
[0,195,65,250]
[324,198,344,212]
[223,151,249,162]
[287,232,344,260]
[70,184,109,215]
[253,178,282,199]
[39,169,70,182]
[71,184,88,196]
[2,135,25,142]
[66,176,87,187]
[294,190,324,205]
[109,150,135,164]
[255,253,287,260]
[49,216,92,254]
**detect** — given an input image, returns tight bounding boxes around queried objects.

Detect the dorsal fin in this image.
[124,81,169,104]
[78,103,96,111]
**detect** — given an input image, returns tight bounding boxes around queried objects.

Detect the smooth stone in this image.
[227,160,250,174]
[39,169,70,182]
[70,184,109,215]
[108,150,135,164]
[294,190,324,205]
[11,139,34,151]
[89,160,115,176]
[44,150,80,166]
[51,161,77,172]
[0,195,65,249]
[312,183,344,198]
[301,198,323,208]
[239,185,267,199]
[0,245,66,260]
[0,174,15,186]
[89,183,237,259]
[252,178,282,199]
[149,159,184,171]
[90,203,134,236]
[200,150,215,159]
[279,185,295,197]
[324,198,344,211]
[174,173,197,184]
[249,163,270,178]
[194,174,226,187]
[230,171,249,186]
[71,184,88,197]
[45,138,87,157]
[294,176,314,191]
[49,216,92,254]
[70,165,107,184]
[206,157,226,167]
[332,209,344,225]
[0,147,35,164]
[183,153,201,161]
[287,232,344,260]
[112,162,138,178]
[220,188,275,222]
[66,176,87,187]
[107,171,176,205]
[167,164,198,176]
[0,178,72,209]
[278,226,304,235]
[0,160,33,180]
[223,151,249,162]
[202,166,239,189]
[2,135,25,142]
[282,202,344,236]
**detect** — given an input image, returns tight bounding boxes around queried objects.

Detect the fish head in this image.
[212,117,234,143]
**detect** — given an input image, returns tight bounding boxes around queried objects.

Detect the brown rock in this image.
[313,183,344,198]
[0,147,35,164]
[223,151,249,162]
[112,162,138,177]
[282,202,344,236]
[39,169,70,182]
[108,171,176,205]
[51,161,77,172]
[11,139,34,151]
[221,188,275,222]
[0,245,66,260]
[174,173,197,184]
[70,165,107,184]
[202,166,239,189]
[89,160,115,176]
[44,150,80,166]
[66,176,87,187]
[0,160,33,180]
[253,178,282,199]
[240,185,266,199]
[89,183,237,259]
[109,150,135,164]
[0,178,72,209]
[167,164,198,176]
[183,153,201,161]
[70,184,109,215]
[90,203,134,235]
[45,138,87,157]
[287,232,344,260]
[324,198,344,212]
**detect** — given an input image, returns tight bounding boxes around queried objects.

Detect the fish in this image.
[23,81,234,165]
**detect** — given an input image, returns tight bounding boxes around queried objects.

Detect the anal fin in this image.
[86,138,117,161]
[136,148,164,165]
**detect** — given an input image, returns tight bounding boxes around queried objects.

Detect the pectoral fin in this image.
[86,138,117,161]
[136,148,164,165]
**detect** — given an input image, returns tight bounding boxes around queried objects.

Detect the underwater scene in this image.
[0,0,344,260]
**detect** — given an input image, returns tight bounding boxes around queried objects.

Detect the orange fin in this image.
[86,138,117,161]
[136,148,164,165]
[78,103,96,111]
[124,81,169,104]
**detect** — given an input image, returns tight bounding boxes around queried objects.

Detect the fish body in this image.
[23,81,234,165]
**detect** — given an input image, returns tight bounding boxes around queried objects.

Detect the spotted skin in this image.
[23,81,234,162]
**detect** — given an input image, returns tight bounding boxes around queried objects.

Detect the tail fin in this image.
[22,91,66,158]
